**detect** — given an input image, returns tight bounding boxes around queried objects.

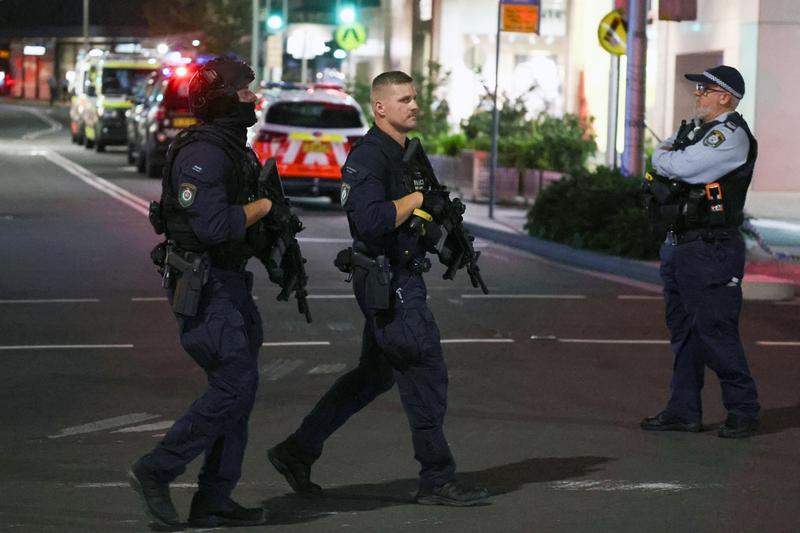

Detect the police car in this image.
[131,63,199,177]
[248,84,369,203]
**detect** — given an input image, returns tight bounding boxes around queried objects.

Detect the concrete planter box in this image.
[429,150,565,204]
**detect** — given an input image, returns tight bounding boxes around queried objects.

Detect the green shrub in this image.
[525,166,662,259]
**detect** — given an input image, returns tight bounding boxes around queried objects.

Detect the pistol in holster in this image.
[335,247,391,311]
[166,248,210,317]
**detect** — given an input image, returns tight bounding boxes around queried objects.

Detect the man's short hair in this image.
[371,71,414,99]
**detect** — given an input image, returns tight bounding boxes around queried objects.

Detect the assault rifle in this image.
[403,138,488,294]
[250,159,312,323]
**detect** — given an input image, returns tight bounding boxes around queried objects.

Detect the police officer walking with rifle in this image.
[266,71,489,506]
[642,65,760,439]
[128,57,308,529]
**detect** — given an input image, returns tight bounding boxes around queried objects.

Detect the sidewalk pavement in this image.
[461,195,800,300]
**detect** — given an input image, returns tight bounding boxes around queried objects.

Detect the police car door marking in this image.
[304,151,329,166]
[331,142,348,165]
[703,130,726,148]
[179,183,197,208]
[283,140,302,164]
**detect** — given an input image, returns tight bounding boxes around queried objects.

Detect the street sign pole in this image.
[606,55,620,169]
[251,0,260,87]
[621,0,647,177]
[489,1,501,220]
[82,0,89,53]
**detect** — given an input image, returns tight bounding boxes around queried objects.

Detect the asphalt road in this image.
[1,103,799,533]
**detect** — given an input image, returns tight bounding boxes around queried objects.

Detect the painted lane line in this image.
[308,363,347,375]
[307,294,355,299]
[462,294,586,299]
[49,413,160,439]
[131,297,168,302]
[618,295,663,300]
[39,150,150,216]
[75,481,275,489]
[555,338,669,345]
[261,359,304,381]
[112,421,175,433]
[551,480,720,493]
[262,341,330,347]
[756,341,800,347]
[297,237,352,244]
[0,344,134,350]
[0,298,100,304]
[441,339,515,344]
[17,106,63,140]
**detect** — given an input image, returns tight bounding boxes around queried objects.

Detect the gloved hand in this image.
[267,200,292,226]
[421,189,448,217]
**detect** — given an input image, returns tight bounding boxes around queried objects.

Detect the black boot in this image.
[718,414,759,438]
[640,411,702,432]
[188,493,267,528]
[267,438,322,495]
[416,481,490,507]
[128,457,181,528]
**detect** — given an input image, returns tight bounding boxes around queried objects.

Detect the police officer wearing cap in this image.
[641,65,760,439]
[265,71,489,506]
[128,58,277,528]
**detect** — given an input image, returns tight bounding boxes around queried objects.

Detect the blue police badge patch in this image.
[178,183,197,208]
[703,130,726,148]
[340,183,351,205]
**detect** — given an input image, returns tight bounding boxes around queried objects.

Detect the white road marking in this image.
[262,341,330,347]
[308,363,347,375]
[0,344,134,350]
[49,413,160,439]
[307,294,355,299]
[261,358,304,381]
[441,338,515,344]
[618,295,663,300]
[131,297,168,302]
[39,150,150,216]
[551,480,718,493]
[16,106,63,140]
[297,237,352,244]
[756,341,800,346]
[0,298,100,304]
[462,294,586,300]
[75,481,275,489]
[111,421,174,433]
[555,338,669,345]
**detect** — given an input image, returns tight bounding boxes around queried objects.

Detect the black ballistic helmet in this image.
[189,57,255,121]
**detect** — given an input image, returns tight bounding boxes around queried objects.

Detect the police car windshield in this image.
[102,68,155,96]
[266,102,362,128]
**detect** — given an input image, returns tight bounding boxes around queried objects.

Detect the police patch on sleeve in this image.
[703,130,727,148]
[340,183,351,206]
[178,183,197,208]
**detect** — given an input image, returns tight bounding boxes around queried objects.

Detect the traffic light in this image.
[338,5,357,24]
[265,13,284,32]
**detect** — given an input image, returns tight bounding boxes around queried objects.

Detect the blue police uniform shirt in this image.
[340,126,401,249]
[652,111,750,185]
[172,141,247,245]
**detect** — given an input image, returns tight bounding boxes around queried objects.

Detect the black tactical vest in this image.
[650,112,757,231]
[160,124,260,267]
[347,136,430,265]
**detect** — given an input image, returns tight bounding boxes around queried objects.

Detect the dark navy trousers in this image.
[659,232,759,423]
[293,268,456,489]
[143,269,262,501]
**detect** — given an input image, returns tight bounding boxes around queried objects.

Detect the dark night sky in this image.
[0,0,147,30]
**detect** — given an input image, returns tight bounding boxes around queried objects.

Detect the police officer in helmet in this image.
[265,71,489,506]
[128,57,277,528]
[642,65,760,438]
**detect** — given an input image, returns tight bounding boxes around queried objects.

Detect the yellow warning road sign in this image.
[598,9,627,56]
[335,23,367,52]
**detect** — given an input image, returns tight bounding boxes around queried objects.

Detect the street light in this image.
[191,39,200,47]
[267,14,284,31]
[156,43,169,55]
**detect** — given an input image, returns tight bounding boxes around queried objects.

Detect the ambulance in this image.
[249,85,369,203]
[69,51,158,152]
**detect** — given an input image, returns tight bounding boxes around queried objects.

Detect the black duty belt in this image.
[668,227,736,245]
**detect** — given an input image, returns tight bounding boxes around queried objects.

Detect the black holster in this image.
[335,247,391,311]
[167,248,210,317]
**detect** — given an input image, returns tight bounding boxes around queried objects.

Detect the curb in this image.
[465,223,661,286]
